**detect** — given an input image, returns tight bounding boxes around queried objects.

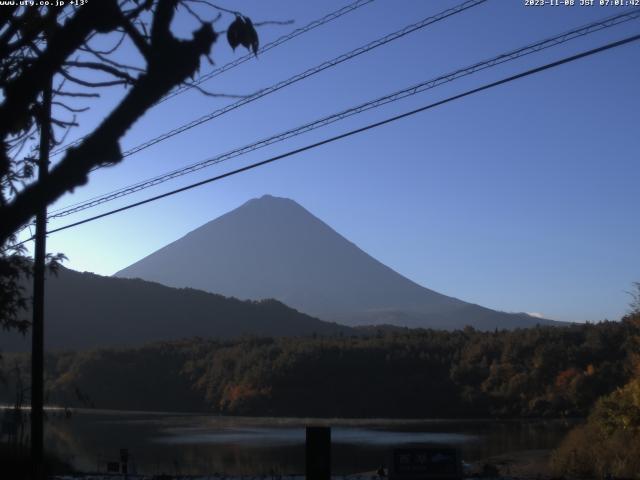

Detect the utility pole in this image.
[31,77,52,479]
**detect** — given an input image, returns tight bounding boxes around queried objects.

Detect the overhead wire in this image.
[48,0,488,164]
[160,0,376,105]
[47,8,640,220]
[49,0,377,157]
[9,31,637,249]
[8,0,475,240]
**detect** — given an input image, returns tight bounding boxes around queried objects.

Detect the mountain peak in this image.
[257,194,289,202]
[242,194,305,211]
[116,196,559,330]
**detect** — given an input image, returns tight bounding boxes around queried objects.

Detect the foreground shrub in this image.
[552,379,640,478]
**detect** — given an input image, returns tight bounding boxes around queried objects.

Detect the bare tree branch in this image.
[0,6,219,243]
[63,60,139,83]
[59,68,132,88]
[0,1,122,137]
[52,101,90,114]
[52,90,101,98]
[119,14,152,60]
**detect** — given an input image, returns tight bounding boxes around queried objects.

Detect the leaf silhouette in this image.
[226,15,259,56]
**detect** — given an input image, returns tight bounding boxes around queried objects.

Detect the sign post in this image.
[306,426,331,480]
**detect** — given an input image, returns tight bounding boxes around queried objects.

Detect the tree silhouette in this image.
[0,0,260,328]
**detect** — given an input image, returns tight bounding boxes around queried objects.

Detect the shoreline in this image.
[48,449,556,480]
[0,405,586,423]
[469,449,554,479]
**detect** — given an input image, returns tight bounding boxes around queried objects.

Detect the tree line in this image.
[1,316,637,419]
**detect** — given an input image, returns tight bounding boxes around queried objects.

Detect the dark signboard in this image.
[390,447,461,480]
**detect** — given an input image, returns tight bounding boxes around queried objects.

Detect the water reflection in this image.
[156,427,475,446]
[44,411,577,476]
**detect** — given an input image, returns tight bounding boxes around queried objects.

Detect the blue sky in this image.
[26,0,640,323]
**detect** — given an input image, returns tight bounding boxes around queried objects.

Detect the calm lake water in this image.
[42,410,577,476]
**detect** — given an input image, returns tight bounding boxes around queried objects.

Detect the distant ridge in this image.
[0,266,352,352]
[116,195,561,330]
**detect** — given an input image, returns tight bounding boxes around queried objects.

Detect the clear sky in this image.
[24,0,640,323]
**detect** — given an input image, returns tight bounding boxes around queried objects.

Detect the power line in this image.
[160,0,376,105]
[48,0,487,215]
[17,32,638,247]
[49,0,376,157]
[47,8,640,219]
[49,0,488,165]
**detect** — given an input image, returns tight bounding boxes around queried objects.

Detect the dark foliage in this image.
[227,15,259,55]
[2,317,637,418]
[0,251,63,354]
[0,250,31,334]
[552,311,640,478]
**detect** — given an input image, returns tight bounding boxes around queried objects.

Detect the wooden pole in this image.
[31,76,52,480]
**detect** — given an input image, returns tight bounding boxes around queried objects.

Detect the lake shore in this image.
[469,448,554,479]
[48,450,556,480]
[35,410,574,477]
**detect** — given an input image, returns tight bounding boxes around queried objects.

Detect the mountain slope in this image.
[116,195,559,330]
[0,266,351,352]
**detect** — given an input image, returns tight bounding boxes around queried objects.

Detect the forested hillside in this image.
[0,266,352,352]
[1,319,636,418]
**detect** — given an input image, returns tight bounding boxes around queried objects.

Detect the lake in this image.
[42,410,577,476]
